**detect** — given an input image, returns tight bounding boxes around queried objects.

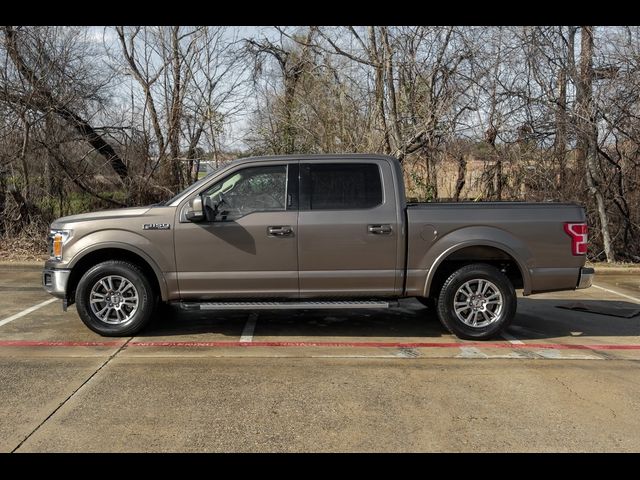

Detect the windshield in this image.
[161,165,225,206]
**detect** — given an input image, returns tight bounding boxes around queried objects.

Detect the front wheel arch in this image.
[66,247,164,306]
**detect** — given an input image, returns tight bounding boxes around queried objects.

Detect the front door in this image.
[174,162,298,299]
[297,160,400,297]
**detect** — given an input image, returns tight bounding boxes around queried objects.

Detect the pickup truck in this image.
[42,154,594,340]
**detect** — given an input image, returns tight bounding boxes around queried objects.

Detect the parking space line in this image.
[592,284,640,304]
[500,331,525,345]
[0,298,56,327]
[240,312,258,342]
[457,347,488,358]
[533,349,601,360]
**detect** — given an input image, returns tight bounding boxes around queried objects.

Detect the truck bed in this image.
[404,201,586,296]
[407,201,581,209]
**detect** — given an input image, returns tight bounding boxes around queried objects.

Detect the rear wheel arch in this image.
[424,241,529,299]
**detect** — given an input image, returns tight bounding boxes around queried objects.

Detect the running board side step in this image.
[179,300,394,311]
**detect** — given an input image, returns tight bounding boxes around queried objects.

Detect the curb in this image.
[0,261,44,270]
[592,267,640,276]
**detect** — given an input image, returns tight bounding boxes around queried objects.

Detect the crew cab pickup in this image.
[43,154,593,339]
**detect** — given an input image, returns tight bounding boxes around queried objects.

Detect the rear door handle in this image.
[368,224,392,235]
[268,226,294,237]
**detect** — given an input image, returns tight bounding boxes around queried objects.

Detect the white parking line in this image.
[456,346,488,358]
[592,284,640,304]
[533,349,602,360]
[0,298,57,328]
[500,331,525,345]
[240,312,258,342]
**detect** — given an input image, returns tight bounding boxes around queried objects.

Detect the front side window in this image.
[201,165,287,221]
[309,163,383,210]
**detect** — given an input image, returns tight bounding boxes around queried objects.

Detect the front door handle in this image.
[368,224,392,235]
[268,226,294,237]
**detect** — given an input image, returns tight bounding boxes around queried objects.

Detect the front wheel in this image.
[436,263,516,340]
[75,260,156,336]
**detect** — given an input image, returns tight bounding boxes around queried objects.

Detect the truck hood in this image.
[51,206,152,229]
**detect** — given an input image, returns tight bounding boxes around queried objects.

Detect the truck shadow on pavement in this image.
[143,299,448,338]
[508,298,640,340]
[140,298,640,341]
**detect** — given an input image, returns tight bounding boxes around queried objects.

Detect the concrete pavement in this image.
[1,264,639,452]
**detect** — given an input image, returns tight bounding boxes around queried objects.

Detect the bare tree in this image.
[576,26,615,262]
[244,27,316,154]
[113,26,243,193]
[1,25,639,263]
[2,26,129,181]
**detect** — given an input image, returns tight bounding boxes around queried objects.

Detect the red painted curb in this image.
[127,341,640,350]
[0,340,639,351]
[0,340,124,347]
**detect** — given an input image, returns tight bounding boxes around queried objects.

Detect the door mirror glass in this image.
[185,196,205,222]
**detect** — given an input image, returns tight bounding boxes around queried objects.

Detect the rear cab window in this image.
[301,163,383,210]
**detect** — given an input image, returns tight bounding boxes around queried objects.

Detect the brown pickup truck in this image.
[43,154,593,339]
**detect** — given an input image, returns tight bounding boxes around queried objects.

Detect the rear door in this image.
[297,160,399,297]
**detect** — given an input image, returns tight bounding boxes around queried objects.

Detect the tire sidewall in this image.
[437,264,516,340]
[75,261,154,336]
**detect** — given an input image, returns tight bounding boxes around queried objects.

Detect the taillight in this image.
[564,222,588,256]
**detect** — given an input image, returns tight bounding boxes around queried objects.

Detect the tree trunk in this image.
[186,126,204,183]
[495,155,503,200]
[454,153,467,201]
[578,26,615,262]
[555,66,567,190]
[487,28,503,200]
[368,26,391,154]
[19,117,30,196]
[282,80,297,154]
[165,26,183,192]
[381,27,401,155]
[0,160,6,236]
[9,186,30,226]
[278,29,315,154]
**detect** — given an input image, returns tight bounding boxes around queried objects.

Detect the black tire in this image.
[436,263,516,340]
[75,260,156,336]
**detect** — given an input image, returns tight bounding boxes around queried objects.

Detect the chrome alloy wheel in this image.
[453,279,503,328]
[89,275,139,325]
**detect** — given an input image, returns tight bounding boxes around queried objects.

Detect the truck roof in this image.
[236,153,398,163]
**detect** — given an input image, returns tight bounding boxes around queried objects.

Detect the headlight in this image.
[48,229,72,260]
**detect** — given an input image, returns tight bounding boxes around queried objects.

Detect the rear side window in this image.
[309,163,383,210]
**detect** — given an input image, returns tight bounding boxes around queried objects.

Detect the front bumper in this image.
[577,267,595,289]
[42,268,71,299]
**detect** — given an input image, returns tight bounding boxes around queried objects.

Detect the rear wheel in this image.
[436,263,516,340]
[75,260,156,336]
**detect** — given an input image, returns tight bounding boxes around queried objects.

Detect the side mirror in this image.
[185,196,205,223]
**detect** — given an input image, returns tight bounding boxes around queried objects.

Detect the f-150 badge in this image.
[143,223,171,230]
